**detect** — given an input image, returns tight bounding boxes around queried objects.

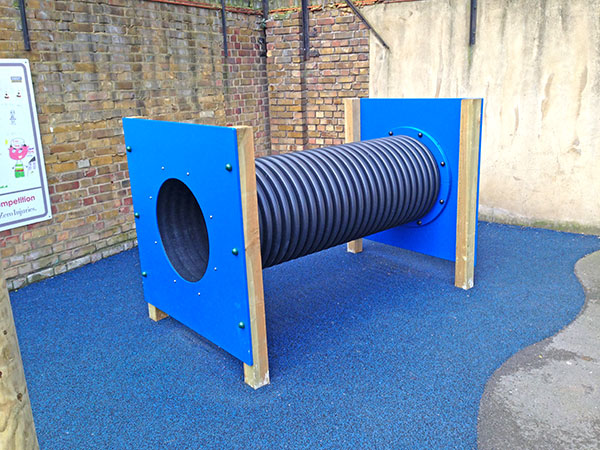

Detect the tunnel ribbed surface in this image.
[255,135,440,268]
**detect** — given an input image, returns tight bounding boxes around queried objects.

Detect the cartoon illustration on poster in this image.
[8,137,37,178]
[0,59,52,231]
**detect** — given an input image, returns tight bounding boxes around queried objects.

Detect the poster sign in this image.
[0,59,51,232]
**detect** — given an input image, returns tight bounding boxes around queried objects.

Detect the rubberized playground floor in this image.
[10,222,600,449]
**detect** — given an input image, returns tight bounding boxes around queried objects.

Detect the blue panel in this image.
[123,119,253,365]
[360,98,482,263]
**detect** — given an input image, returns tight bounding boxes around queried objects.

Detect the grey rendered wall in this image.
[364,0,600,233]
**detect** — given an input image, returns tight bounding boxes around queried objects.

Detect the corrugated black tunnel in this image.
[255,135,440,268]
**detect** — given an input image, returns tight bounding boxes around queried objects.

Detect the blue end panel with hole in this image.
[360,98,483,263]
[123,119,253,365]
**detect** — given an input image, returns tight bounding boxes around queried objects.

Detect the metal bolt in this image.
[440,161,446,167]
[154,241,158,244]
[225,163,233,172]
[197,292,201,296]
[418,132,423,138]
[417,220,423,225]
[174,280,177,283]
[161,166,165,170]
[134,212,140,218]
[238,322,245,329]
[186,172,190,176]
[232,248,239,256]
[388,131,393,136]
[126,146,132,152]
[209,215,213,219]
[214,267,217,271]
[439,199,445,205]
[142,271,147,277]
[149,196,152,199]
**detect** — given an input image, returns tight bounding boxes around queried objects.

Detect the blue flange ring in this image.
[389,126,451,227]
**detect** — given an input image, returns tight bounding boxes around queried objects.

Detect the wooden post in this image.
[344,98,364,254]
[0,262,39,450]
[455,99,482,290]
[236,126,270,389]
[148,303,168,322]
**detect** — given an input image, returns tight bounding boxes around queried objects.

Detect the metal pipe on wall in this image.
[221,0,228,61]
[469,0,477,46]
[301,0,310,60]
[18,0,31,51]
[344,0,389,50]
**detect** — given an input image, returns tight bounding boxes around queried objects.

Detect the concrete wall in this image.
[364,0,600,234]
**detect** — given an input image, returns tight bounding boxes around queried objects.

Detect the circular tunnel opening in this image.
[157,178,209,282]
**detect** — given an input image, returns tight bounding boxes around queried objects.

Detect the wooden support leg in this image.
[344,98,364,254]
[347,239,363,253]
[148,303,168,322]
[0,262,39,450]
[237,126,270,389]
[455,99,483,290]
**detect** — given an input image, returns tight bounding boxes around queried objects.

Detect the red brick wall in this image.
[0,0,270,289]
[266,7,369,153]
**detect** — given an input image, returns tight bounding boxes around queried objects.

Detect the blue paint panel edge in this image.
[123,118,254,365]
[359,98,483,264]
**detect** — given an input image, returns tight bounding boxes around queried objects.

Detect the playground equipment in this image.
[0,259,39,448]
[123,98,483,389]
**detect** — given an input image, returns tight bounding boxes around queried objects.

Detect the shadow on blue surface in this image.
[10,222,600,449]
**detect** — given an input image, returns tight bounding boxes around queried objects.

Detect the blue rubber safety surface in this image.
[10,222,600,449]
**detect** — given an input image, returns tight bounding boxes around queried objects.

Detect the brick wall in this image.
[224,18,271,157]
[266,7,369,153]
[0,0,371,290]
[0,0,270,289]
